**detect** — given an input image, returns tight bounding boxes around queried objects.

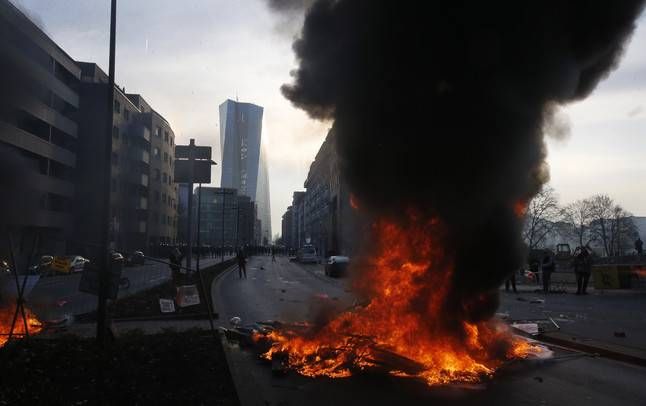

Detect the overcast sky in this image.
[13,1,646,234]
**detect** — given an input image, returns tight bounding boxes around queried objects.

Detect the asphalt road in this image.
[24,256,229,322]
[214,256,646,406]
[498,288,646,350]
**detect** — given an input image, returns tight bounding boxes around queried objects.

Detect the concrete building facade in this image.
[75,63,177,255]
[0,0,81,254]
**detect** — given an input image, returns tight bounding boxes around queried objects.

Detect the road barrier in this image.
[592,265,646,290]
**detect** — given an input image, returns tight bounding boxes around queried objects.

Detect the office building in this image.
[0,0,81,254]
[75,63,178,255]
[219,99,271,245]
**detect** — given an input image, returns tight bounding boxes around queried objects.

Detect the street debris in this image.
[159,299,176,313]
[176,285,200,308]
[614,331,627,338]
[529,298,545,304]
[511,323,540,336]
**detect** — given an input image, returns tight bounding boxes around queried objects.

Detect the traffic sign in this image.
[175,145,211,160]
[174,159,212,183]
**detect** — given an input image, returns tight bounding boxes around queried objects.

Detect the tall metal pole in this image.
[186,139,195,273]
[195,184,202,274]
[221,190,226,262]
[97,0,117,345]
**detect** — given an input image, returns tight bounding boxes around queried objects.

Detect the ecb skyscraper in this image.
[219,99,271,245]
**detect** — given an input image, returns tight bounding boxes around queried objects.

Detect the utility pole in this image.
[186,140,195,273]
[221,190,226,262]
[97,0,117,346]
[196,184,202,274]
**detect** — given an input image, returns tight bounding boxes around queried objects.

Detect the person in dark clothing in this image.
[271,247,276,263]
[573,246,592,295]
[541,251,555,294]
[505,270,517,293]
[237,248,247,279]
[169,248,183,285]
[635,237,643,256]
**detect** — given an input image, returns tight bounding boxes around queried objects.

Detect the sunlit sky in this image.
[13,0,646,234]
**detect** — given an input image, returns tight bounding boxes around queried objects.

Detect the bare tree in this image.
[562,198,593,248]
[608,205,638,256]
[588,194,615,256]
[522,186,560,250]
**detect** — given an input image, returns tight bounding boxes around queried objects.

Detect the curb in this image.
[532,331,646,367]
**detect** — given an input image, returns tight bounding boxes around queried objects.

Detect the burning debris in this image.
[256,0,644,386]
[227,217,547,386]
[0,303,43,348]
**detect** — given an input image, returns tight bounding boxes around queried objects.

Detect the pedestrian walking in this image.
[169,247,183,285]
[271,247,276,263]
[635,237,643,256]
[541,251,555,294]
[505,270,518,293]
[237,248,247,279]
[573,246,592,295]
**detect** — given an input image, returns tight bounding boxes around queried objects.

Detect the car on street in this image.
[324,256,350,277]
[66,255,90,273]
[297,245,318,264]
[127,251,145,266]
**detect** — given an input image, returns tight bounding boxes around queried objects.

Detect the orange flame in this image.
[0,304,43,347]
[257,215,538,385]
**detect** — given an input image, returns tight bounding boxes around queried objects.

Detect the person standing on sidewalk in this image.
[635,237,643,256]
[574,247,592,295]
[236,248,247,279]
[505,270,518,293]
[541,251,555,294]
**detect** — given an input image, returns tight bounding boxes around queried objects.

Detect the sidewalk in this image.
[499,284,646,361]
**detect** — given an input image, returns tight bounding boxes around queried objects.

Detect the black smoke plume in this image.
[278,1,644,321]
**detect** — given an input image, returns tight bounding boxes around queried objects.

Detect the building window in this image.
[111,152,118,165]
[112,126,119,139]
[153,147,160,157]
[154,169,160,180]
[155,127,161,137]
[111,178,117,191]
[155,190,160,202]
[167,216,171,225]
[124,109,130,121]
[170,137,174,146]
[114,100,120,114]
[168,176,172,185]
[162,172,167,183]
[163,152,168,162]
[164,131,169,143]
[162,193,167,203]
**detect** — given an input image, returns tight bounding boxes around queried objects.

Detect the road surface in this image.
[214,256,646,406]
[23,256,230,322]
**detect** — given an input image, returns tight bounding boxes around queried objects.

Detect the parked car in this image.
[66,256,90,273]
[28,255,54,274]
[127,251,145,266]
[324,256,350,277]
[297,245,318,264]
[111,252,124,262]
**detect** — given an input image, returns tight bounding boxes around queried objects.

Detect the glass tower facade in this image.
[219,99,271,245]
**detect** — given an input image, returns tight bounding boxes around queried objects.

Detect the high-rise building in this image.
[219,99,271,245]
[0,0,81,254]
[75,63,178,255]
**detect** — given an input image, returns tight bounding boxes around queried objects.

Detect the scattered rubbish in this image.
[175,285,200,307]
[614,331,626,338]
[495,312,510,320]
[548,317,560,330]
[511,322,540,336]
[260,266,265,270]
[314,293,329,300]
[529,298,545,304]
[281,289,286,293]
[159,298,176,313]
[533,376,544,383]
[516,297,528,302]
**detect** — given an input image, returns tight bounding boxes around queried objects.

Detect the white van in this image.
[297,245,318,263]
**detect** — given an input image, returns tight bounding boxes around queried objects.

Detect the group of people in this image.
[505,245,593,295]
